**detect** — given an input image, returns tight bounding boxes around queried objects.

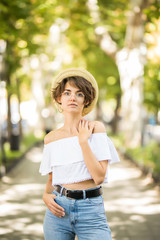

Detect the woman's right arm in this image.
[43,172,65,217]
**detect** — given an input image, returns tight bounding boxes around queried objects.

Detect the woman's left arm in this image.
[78,120,108,185]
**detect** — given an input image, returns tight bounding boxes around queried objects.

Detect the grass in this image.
[109,133,160,179]
[0,132,44,167]
[126,141,160,176]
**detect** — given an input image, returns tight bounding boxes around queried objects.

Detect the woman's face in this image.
[58,81,85,115]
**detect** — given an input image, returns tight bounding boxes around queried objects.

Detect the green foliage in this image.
[108,132,125,148]
[1,0,122,101]
[21,132,43,149]
[143,0,160,119]
[143,0,160,21]
[111,134,160,177]
[126,141,160,176]
[0,0,59,93]
[98,0,128,48]
[1,0,159,120]
[144,63,160,116]
[0,132,43,166]
[84,45,121,100]
[65,0,121,100]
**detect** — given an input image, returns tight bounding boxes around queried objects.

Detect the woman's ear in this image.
[57,96,62,104]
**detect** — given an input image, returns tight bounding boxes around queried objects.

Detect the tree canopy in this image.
[0,0,159,138]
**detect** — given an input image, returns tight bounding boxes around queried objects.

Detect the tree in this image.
[0,0,58,145]
[87,0,155,147]
[143,1,160,122]
[62,0,121,131]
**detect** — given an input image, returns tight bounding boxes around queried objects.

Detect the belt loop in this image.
[60,186,64,196]
[83,190,86,199]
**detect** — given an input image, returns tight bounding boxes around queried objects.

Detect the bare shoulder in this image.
[44,129,63,144]
[92,120,106,133]
[44,130,56,144]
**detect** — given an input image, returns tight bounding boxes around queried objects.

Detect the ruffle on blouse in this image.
[39,133,120,177]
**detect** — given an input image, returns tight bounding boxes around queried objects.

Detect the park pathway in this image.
[0,144,160,240]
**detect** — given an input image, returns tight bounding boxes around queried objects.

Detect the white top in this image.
[39,132,120,185]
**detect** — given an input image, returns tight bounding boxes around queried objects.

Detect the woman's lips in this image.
[69,104,77,106]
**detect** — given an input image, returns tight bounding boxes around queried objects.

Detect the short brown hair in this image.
[51,76,96,108]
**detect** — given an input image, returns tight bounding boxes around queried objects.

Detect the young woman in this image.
[39,68,120,240]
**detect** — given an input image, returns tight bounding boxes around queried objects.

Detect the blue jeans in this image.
[43,186,112,240]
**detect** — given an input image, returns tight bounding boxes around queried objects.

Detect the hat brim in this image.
[52,68,99,116]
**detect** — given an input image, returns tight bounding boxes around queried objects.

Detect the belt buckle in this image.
[65,189,74,200]
[65,189,72,199]
[65,189,69,197]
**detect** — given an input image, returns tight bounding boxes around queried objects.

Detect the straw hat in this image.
[52,68,99,116]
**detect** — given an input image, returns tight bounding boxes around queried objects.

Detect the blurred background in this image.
[0,0,159,179]
[0,1,160,240]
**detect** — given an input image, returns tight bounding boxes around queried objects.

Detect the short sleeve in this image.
[90,133,120,164]
[106,135,120,164]
[39,144,52,175]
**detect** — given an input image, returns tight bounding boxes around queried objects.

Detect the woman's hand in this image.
[78,119,95,145]
[43,192,65,218]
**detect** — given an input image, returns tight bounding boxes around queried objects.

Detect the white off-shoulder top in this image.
[39,132,120,185]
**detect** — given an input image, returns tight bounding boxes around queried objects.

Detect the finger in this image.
[85,120,89,129]
[52,200,65,212]
[51,205,65,216]
[50,196,65,212]
[52,194,57,200]
[49,207,65,217]
[79,120,82,129]
[82,119,86,127]
[50,204,65,215]
[80,120,84,128]
[49,202,65,217]
[80,119,83,128]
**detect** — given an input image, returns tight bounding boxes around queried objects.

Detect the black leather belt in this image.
[54,185,103,200]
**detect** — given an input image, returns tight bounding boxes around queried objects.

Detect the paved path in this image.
[0,144,160,240]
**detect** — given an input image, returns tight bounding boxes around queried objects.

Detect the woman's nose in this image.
[70,93,76,100]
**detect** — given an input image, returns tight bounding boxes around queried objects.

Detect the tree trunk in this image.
[111,93,121,134]
[6,76,12,143]
[16,77,23,139]
[89,0,149,147]
[96,100,103,121]
[116,0,149,147]
[0,82,6,174]
[5,41,13,144]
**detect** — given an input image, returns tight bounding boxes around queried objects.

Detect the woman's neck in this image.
[62,113,84,135]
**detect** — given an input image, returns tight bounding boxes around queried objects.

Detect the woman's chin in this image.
[64,109,82,115]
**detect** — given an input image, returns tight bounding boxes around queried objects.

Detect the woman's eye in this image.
[77,93,84,97]
[64,92,70,95]
[63,91,84,97]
